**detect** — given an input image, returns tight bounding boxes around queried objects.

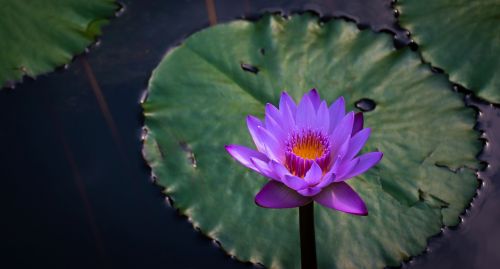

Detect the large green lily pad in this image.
[397,0,500,103]
[0,0,118,87]
[142,13,481,269]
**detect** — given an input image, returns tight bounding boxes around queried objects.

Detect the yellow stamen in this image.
[292,136,325,160]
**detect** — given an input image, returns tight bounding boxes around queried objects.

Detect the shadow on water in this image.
[0,0,498,268]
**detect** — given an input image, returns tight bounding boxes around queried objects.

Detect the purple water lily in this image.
[225,89,383,215]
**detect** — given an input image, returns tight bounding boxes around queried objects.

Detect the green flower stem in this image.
[299,202,317,269]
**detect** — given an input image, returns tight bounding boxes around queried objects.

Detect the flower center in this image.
[291,134,325,160]
[285,130,331,177]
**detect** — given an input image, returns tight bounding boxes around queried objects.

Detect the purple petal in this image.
[255,181,311,208]
[316,169,336,188]
[315,101,330,132]
[344,128,371,161]
[225,145,269,172]
[296,93,316,130]
[314,182,368,215]
[265,103,283,128]
[335,158,360,181]
[329,152,342,174]
[257,126,284,162]
[352,112,364,136]
[283,175,308,190]
[298,187,322,197]
[333,138,350,167]
[247,116,266,152]
[330,112,354,155]
[342,152,383,180]
[279,91,297,113]
[307,88,321,110]
[265,104,286,141]
[270,161,290,181]
[328,96,345,133]
[279,92,296,131]
[304,162,323,186]
[251,157,279,180]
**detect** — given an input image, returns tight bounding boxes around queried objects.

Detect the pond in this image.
[0,0,498,268]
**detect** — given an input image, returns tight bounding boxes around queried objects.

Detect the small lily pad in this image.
[397,0,500,103]
[143,13,481,269]
[0,0,118,87]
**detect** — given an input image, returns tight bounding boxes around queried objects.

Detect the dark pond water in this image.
[0,0,498,268]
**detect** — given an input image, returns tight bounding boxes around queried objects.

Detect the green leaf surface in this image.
[143,14,481,269]
[0,0,118,87]
[397,0,500,103]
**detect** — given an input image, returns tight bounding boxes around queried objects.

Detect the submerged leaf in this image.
[143,14,480,269]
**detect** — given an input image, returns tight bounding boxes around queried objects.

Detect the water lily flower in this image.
[225,89,383,215]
